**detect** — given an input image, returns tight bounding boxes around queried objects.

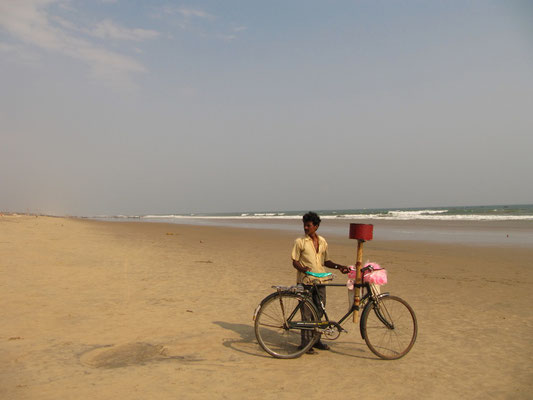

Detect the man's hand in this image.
[325,260,349,274]
[338,265,349,274]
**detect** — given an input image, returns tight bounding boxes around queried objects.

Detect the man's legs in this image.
[313,285,326,319]
[300,286,329,352]
[312,286,330,350]
[300,285,315,350]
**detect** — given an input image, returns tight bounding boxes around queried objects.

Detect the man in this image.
[291,211,349,354]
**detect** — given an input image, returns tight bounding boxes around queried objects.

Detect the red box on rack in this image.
[349,223,373,241]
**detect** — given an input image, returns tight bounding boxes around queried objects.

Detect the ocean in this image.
[92,204,533,246]
[103,203,533,221]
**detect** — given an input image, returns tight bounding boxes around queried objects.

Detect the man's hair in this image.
[302,211,321,226]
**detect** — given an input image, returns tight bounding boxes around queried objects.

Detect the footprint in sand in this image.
[80,342,202,368]
[80,343,166,368]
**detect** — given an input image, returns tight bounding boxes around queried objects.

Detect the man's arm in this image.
[292,259,310,273]
[324,260,349,274]
[291,238,309,273]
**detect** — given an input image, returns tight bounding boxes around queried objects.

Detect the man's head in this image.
[302,212,321,236]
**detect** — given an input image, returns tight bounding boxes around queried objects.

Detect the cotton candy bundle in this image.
[346,262,387,289]
[362,262,387,285]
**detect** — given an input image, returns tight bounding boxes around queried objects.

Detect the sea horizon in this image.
[4,203,532,246]
[90,203,533,222]
[80,203,533,247]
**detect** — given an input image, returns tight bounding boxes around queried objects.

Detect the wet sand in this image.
[136,216,533,246]
[1,215,532,399]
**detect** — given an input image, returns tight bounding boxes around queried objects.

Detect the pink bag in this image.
[346,262,388,289]
[362,263,388,285]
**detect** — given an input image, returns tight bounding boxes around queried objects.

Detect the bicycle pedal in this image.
[331,321,346,333]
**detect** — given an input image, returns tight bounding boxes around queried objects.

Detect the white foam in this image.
[137,213,533,221]
[95,208,533,222]
[388,210,448,216]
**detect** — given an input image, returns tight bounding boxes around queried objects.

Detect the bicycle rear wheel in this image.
[361,295,417,360]
[254,292,320,359]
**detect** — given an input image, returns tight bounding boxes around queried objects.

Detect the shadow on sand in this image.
[213,321,271,358]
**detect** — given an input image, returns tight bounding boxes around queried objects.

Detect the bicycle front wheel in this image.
[361,295,417,360]
[254,292,320,359]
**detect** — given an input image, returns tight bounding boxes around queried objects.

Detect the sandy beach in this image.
[1,215,532,399]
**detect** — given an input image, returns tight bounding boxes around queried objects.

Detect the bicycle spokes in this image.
[362,295,417,360]
[255,293,321,358]
[374,299,395,329]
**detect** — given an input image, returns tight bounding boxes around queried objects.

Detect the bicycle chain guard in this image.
[321,321,345,340]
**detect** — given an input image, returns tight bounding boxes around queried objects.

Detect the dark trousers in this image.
[301,285,326,345]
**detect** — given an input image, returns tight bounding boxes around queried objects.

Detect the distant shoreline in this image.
[3,209,533,247]
[82,215,533,248]
[4,203,533,221]
[3,209,532,247]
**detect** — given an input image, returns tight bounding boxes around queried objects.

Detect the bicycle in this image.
[253,265,418,359]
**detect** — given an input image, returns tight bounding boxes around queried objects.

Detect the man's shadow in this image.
[213,321,271,358]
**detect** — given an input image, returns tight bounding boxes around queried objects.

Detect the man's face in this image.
[303,221,318,236]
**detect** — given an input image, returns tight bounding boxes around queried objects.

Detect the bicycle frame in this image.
[286,282,382,333]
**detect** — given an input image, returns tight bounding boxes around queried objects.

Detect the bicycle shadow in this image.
[321,326,377,360]
[213,321,271,358]
[327,342,377,360]
[213,321,377,360]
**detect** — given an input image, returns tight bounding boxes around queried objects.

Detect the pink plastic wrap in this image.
[363,268,388,285]
[346,262,388,289]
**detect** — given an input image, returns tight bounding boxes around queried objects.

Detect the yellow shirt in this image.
[291,235,330,284]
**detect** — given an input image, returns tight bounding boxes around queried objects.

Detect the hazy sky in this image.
[1,0,532,215]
